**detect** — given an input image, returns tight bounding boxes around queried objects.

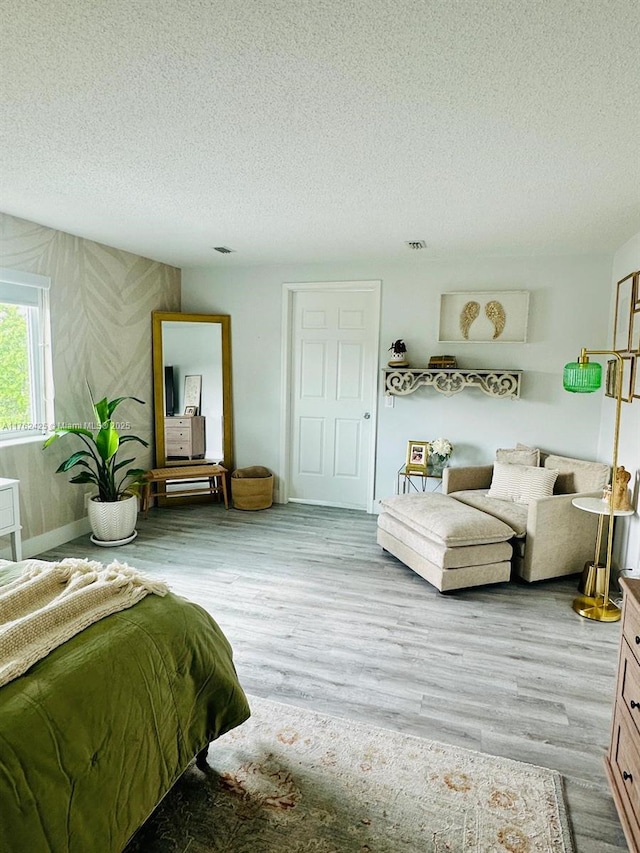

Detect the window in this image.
[0,268,53,442]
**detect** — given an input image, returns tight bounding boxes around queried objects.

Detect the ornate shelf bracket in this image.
[383,368,522,399]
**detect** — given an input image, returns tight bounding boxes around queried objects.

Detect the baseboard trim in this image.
[0,517,92,561]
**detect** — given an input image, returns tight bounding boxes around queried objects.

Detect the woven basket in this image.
[231,467,274,511]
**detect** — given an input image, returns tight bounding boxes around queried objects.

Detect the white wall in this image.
[183,252,612,503]
[0,213,180,554]
[605,232,640,573]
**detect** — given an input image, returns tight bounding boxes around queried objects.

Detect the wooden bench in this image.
[141,464,228,514]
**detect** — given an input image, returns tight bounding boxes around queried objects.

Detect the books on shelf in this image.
[428,355,457,369]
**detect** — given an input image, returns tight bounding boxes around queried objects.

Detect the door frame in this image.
[280,280,381,512]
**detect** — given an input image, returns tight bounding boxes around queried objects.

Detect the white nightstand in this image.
[0,478,22,561]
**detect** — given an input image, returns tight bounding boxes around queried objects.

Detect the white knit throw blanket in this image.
[0,558,169,688]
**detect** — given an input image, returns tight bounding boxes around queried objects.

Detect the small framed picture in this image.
[406,440,429,473]
[613,273,635,352]
[184,405,197,416]
[605,355,635,403]
[629,272,640,353]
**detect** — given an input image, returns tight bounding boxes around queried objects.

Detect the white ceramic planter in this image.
[87,494,138,544]
[388,351,409,367]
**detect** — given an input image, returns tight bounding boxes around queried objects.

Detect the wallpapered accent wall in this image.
[0,213,181,544]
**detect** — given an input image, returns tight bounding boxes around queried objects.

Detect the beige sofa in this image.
[443,452,610,582]
[377,492,514,592]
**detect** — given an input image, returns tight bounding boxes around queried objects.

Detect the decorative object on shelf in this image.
[383,367,522,399]
[484,300,506,339]
[183,374,202,415]
[44,388,148,545]
[460,300,480,339]
[405,440,429,473]
[440,291,529,343]
[388,339,409,366]
[563,347,632,622]
[428,437,453,477]
[428,354,457,369]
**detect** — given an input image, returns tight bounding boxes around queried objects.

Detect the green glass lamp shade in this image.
[563,360,602,393]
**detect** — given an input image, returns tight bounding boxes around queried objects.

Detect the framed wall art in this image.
[183,374,202,415]
[613,272,637,352]
[605,355,636,403]
[629,272,640,353]
[405,440,429,473]
[438,290,530,343]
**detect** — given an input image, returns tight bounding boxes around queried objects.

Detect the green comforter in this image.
[0,563,250,852]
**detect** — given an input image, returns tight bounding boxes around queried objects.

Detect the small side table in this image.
[571,496,634,622]
[0,478,22,562]
[396,465,443,495]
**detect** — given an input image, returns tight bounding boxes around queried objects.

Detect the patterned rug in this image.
[126,696,574,853]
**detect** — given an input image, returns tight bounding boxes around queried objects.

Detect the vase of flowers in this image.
[428,438,453,477]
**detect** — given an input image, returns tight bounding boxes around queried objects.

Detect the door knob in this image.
[363,412,371,419]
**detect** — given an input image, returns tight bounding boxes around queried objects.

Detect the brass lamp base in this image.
[577,562,607,597]
[572,594,621,622]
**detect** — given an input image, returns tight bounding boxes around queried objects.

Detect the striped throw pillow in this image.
[487,462,558,505]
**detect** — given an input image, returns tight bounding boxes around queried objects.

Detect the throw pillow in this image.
[517,466,559,504]
[496,447,540,467]
[487,462,558,504]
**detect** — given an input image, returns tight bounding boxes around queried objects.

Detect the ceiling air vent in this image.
[405,240,428,250]
[213,246,236,254]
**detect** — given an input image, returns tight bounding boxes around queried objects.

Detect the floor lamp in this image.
[563,348,625,623]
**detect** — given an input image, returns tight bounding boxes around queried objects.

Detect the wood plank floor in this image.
[38,502,628,853]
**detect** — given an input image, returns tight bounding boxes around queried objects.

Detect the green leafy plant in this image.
[44,390,149,502]
[0,303,31,427]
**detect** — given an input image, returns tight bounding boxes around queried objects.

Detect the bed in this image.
[0,560,250,853]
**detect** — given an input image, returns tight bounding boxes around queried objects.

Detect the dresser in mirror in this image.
[151,312,233,498]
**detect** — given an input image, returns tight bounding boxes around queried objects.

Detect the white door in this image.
[287,284,379,509]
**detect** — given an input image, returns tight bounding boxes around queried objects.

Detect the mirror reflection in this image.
[162,321,223,459]
[152,312,233,475]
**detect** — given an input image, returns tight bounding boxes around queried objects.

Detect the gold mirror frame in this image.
[152,311,234,477]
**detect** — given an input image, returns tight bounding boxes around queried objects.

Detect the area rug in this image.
[126,696,574,853]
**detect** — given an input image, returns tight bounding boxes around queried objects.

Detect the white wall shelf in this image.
[383,368,522,399]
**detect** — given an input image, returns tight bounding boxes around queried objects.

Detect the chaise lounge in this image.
[377,448,610,592]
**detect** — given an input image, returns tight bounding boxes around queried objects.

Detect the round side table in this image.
[571,496,634,622]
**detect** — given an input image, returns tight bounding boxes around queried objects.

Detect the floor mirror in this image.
[151,311,233,503]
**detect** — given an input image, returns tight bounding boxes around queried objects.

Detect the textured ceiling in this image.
[1,0,639,268]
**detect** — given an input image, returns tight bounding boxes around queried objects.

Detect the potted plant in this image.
[44,390,148,545]
[388,339,409,367]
